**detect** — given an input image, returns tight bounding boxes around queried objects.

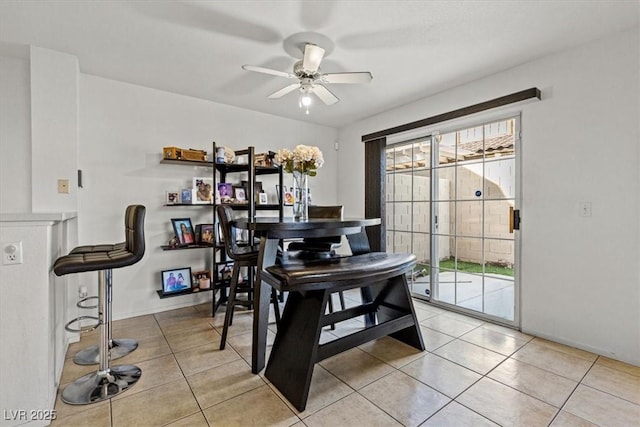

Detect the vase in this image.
[292,170,309,221]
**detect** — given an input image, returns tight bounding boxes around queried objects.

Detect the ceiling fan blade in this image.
[242,65,295,79]
[312,84,339,105]
[268,84,300,99]
[302,43,325,74]
[322,72,373,84]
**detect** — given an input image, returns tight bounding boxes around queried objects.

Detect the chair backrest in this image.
[306,205,343,244]
[124,204,146,261]
[216,204,241,260]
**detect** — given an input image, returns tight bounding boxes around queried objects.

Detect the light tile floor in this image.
[52,291,640,426]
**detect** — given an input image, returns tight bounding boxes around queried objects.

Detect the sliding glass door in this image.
[386,116,520,325]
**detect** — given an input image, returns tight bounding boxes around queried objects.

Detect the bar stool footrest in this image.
[73,338,139,365]
[65,316,100,334]
[61,364,142,404]
[77,296,99,310]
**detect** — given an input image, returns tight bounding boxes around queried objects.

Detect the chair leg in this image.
[62,269,141,404]
[271,288,281,326]
[327,295,336,330]
[220,264,240,350]
[338,291,346,311]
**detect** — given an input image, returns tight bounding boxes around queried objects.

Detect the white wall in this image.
[79,74,338,319]
[0,52,31,212]
[338,28,640,365]
[30,46,79,212]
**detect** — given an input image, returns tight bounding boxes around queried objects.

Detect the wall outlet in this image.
[2,241,23,265]
[79,286,88,299]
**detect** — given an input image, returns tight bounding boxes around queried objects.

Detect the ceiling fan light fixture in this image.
[299,93,312,115]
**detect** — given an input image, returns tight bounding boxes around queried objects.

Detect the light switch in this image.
[58,179,69,194]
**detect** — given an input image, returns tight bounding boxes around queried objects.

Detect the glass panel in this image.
[455,237,484,272]
[393,202,412,231]
[385,172,394,202]
[394,171,413,202]
[484,200,513,239]
[454,272,484,312]
[483,119,515,160]
[412,202,430,233]
[483,275,514,321]
[484,238,514,276]
[386,230,394,252]
[437,132,457,166]
[456,201,483,238]
[417,140,431,169]
[413,169,430,202]
[434,267,455,305]
[437,166,455,201]
[393,231,412,254]
[412,232,430,275]
[484,158,515,199]
[457,163,484,200]
[385,202,394,231]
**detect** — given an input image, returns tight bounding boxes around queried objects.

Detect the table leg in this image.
[265,289,329,411]
[252,237,278,374]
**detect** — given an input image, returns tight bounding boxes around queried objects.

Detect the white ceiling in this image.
[1,1,638,128]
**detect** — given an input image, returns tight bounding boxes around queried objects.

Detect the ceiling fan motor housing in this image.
[294,60,320,79]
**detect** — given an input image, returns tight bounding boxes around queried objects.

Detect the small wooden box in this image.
[163,146,207,161]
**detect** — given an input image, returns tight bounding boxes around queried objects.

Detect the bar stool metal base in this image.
[61,365,142,404]
[73,338,139,365]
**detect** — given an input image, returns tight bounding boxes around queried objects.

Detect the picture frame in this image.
[161,267,193,295]
[217,182,233,200]
[284,190,294,206]
[171,218,196,246]
[196,223,215,245]
[258,192,268,205]
[180,189,193,204]
[277,185,294,206]
[192,270,211,290]
[234,186,246,202]
[166,191,179,205]
[242,180,263,202]
[193,177,213,204]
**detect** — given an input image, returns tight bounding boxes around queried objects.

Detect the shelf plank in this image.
[156,287,214,299]
[164,203,214,207]
[161,159,213,167]
[161,244,220,250]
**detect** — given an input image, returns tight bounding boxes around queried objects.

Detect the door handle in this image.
[509,207,520,233]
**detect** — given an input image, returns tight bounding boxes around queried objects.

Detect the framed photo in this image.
[171,218,196,246]
[258,192,268,205]
[196,223,215,245]
[192,270,211,290]
[234,186,246,202]
[218,182,233,200]
[284,190,294,206]
[277,185,294,206]
[180,189,193,204]
[193,177,213,204]
[161,267,193,295]
[242,180,263,202]
[166,191,179,205]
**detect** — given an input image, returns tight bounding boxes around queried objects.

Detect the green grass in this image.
[416,258,513,277]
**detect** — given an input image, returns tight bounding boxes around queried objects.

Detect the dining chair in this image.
[216,204,280,350]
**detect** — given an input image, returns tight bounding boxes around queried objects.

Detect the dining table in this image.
[232,216,381,374]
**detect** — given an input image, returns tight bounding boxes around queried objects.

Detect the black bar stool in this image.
[53,205,146,404]
[64,242,136,365]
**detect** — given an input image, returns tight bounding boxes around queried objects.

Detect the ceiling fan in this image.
[242,43,372,110]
